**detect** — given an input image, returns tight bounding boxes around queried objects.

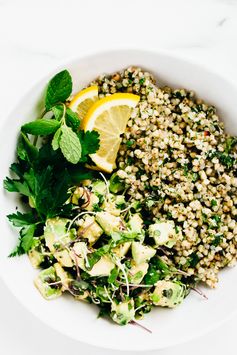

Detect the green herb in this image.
[3,177,31,196]
[188,253,199,268]
[144,264,161,285]
[17,133,38,163]
[45,70,72,109]
[78,131,100,162]
[183,164,189,176]
[211,214,221,228]
[65,108,81,131]
[21,119,61,136]
[192,172,199,182]
[125,140,134,148]
[59,125,82,164]
[108,267,119,283]
[52,128,62,150]
[92,203,102,212]
[211,199,217,207]
[139,78,145,85]
[211,234,223,247]
[207,150,235,168]
[7,212,36,227]
[87,244,111,270]
[225,137,237,154]
[111,230,142,246]
[9,224,36,257]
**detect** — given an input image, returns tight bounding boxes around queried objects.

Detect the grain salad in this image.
[5,66,237,328]
[91,66,237,288]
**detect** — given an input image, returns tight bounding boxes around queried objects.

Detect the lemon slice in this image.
[83,93,140,173]
[68,86,98,121]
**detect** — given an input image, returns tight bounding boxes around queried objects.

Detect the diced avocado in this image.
[78,215,103,245]
[28,239,44,268]
[151,280,186,308]
[84,193,100,211]
[149,221,178,248]
[113,242,131,258]
[109,172,125,194]
[69,279,90,301]
[132,242,156,265]
[70,242,88,270]
[44,217,72,251]
[111,299,135,325]
[88,256,115,277]
[71,187,84,205]
[128,261,149,284]
[34,266,62,300]
[114,195,126,209]
[54,249,73,267]
[127,214,143,233]
[54,263,71,291]
[75,290,89,301]
[71,186,100,211]
[72,242,114,277]
[95,211,121,235]
[92,180,107,197]
[101,194,126,216]
[44,218,74,267]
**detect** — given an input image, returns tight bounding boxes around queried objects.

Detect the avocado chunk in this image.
[149,221,178,248]
[151,280,186,308]
[113,242,131,258]
[127,214,143,233]
[71,242,114,277]
[85,193,100,211]
[71,186,84,205]
[70,242,88,270]
[91,180,107,197]
[101,194,126,216]
[28,239,44,268]
[54,263,71,291]
[78,215,103,245]
[44,217,71,250]
[128,261,149,284]
[44,218,74,267]
[88,256,115,277]
[132,242,156,265]
[95,211,121,235]
[72,186,100,211]
[34,266,62,300]
[111,299,135,325]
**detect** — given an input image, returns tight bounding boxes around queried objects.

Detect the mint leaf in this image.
[66,108,80,131]
[21,119,60,136]
[52,128,62,150]
[45,70,72,109]
[7,212,35,227]
[59,125,82,164]
[52,105,64,120]
[78,130,100,162]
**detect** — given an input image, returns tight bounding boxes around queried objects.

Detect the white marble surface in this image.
[0,0,237,354]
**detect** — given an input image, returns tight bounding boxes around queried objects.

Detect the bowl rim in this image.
[1,48,237,351]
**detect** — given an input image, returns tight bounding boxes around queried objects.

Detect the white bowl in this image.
[0,50,237,351]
